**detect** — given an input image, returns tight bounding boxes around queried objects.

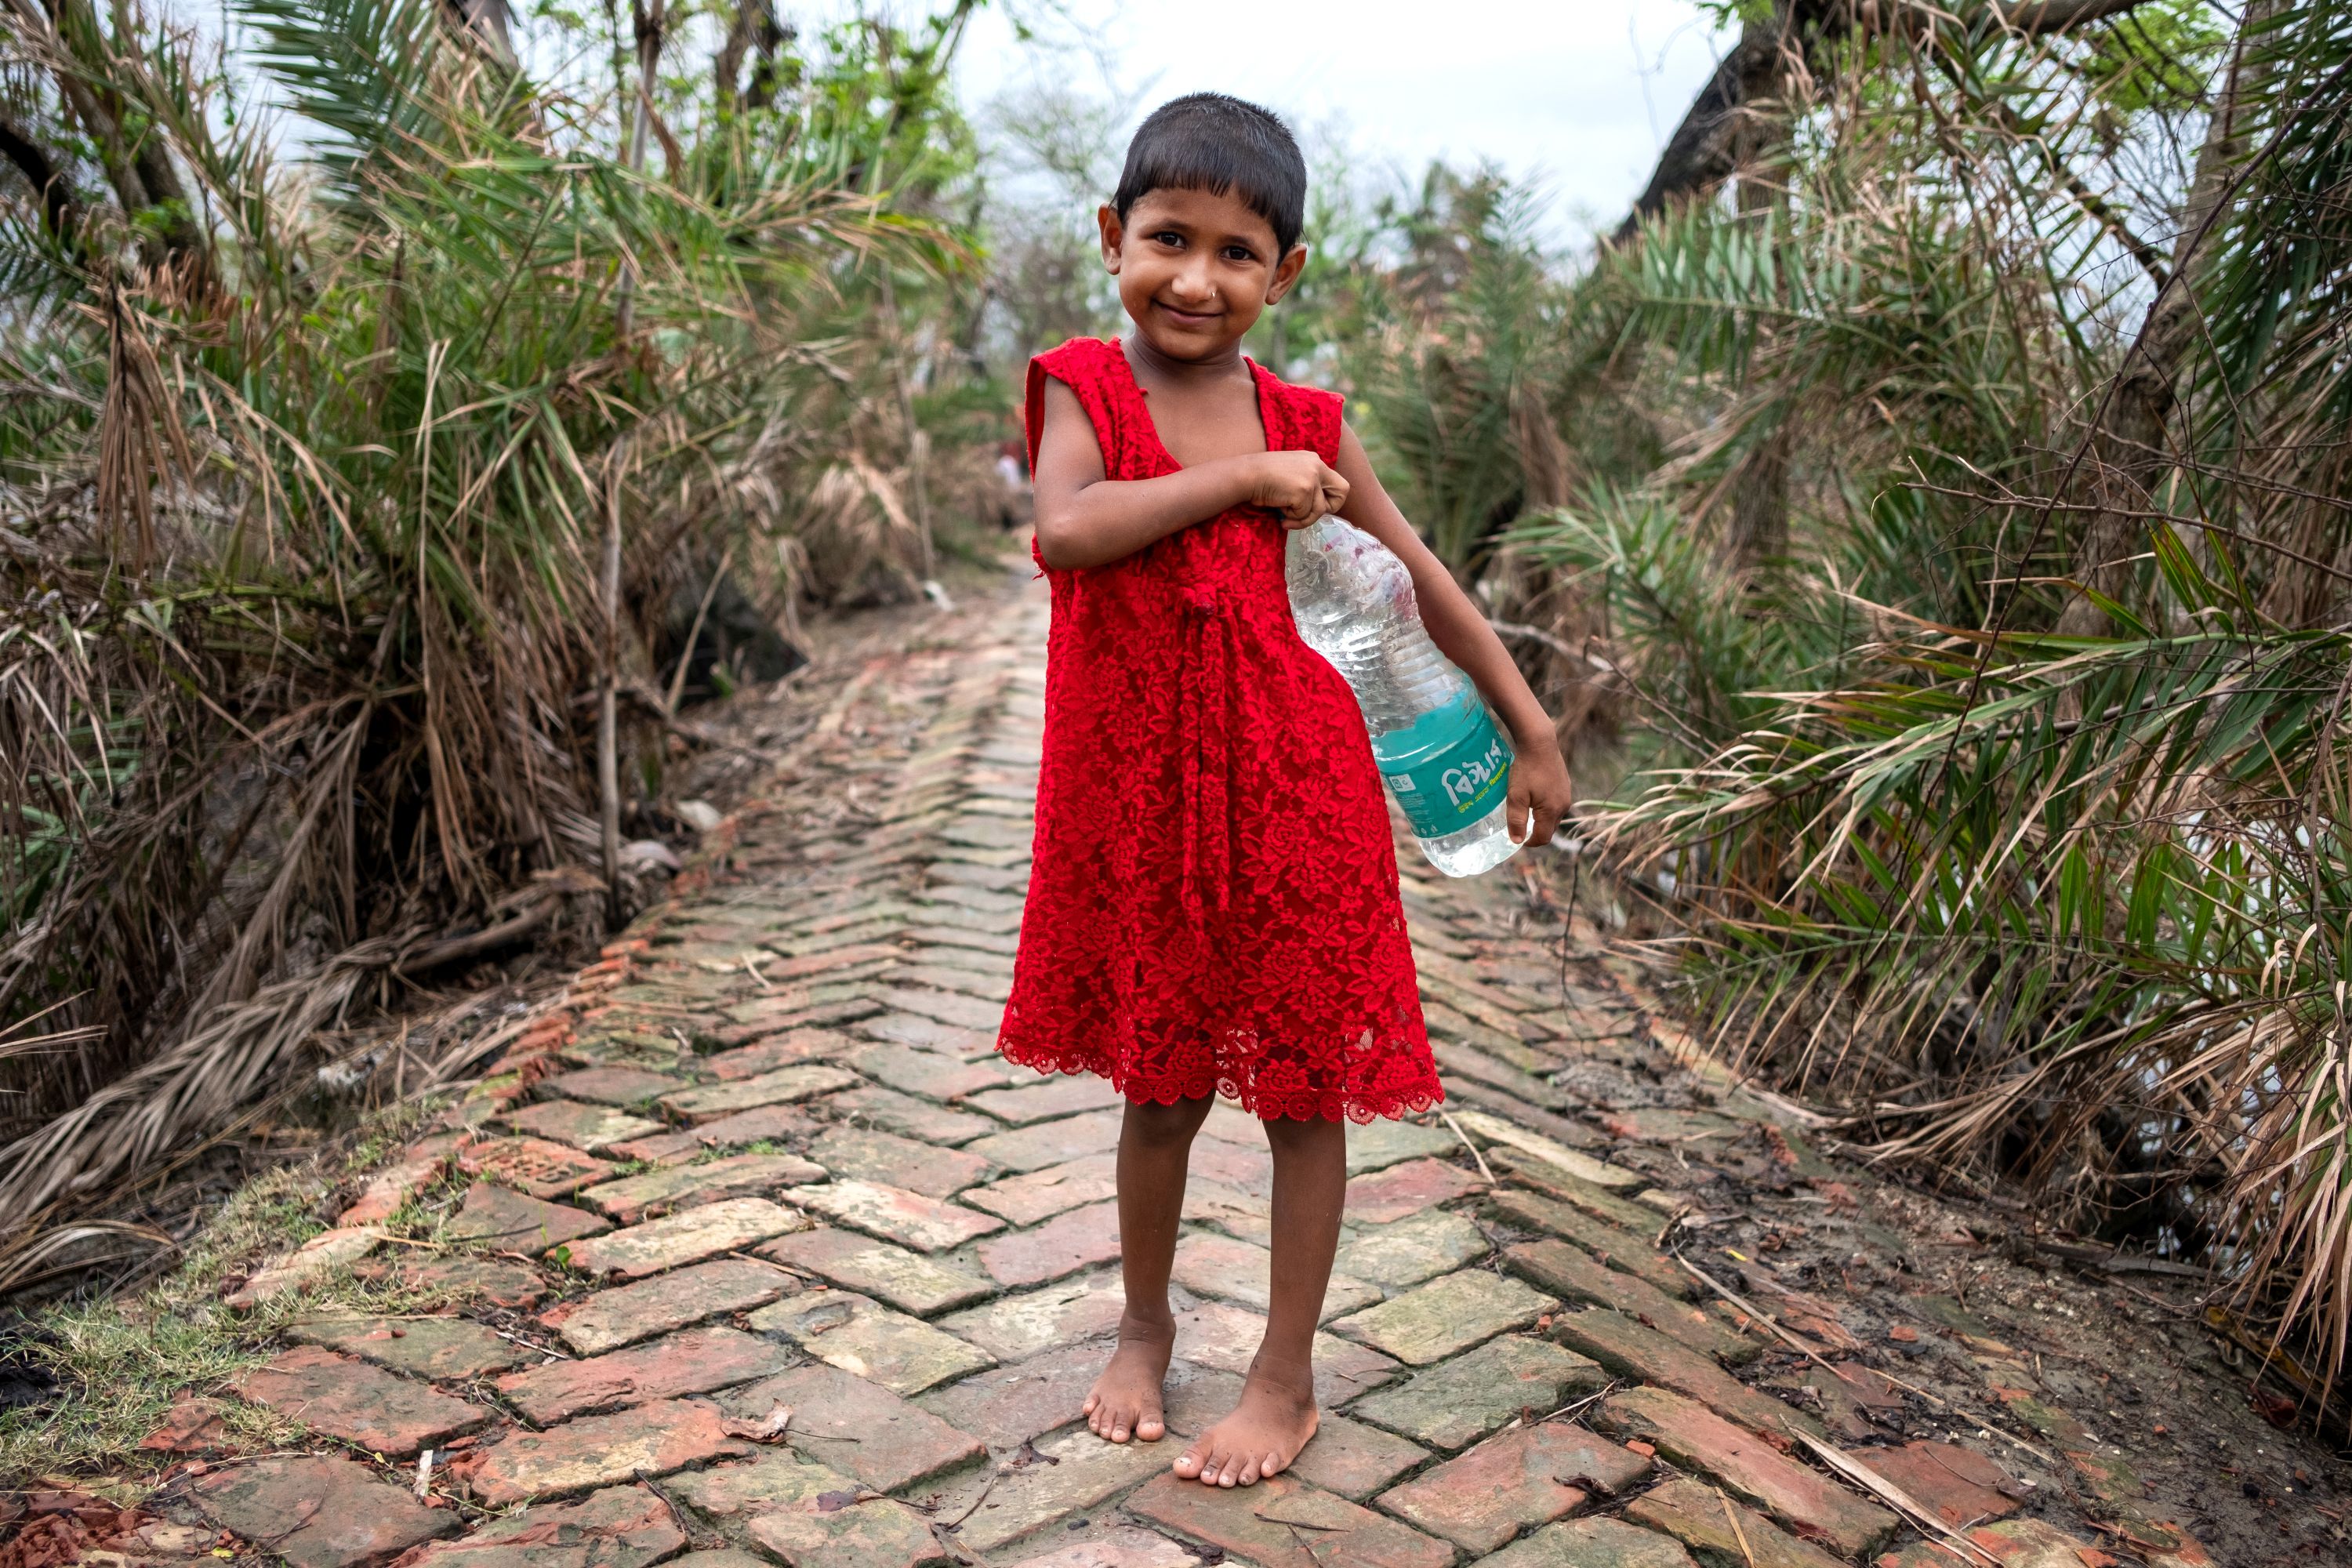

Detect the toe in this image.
[1237,1455,1262,1485]
[1135,1411,1165,1442]
[1173,1445,1206,1479]
[1261,1447,1289,1477]
[1109,1415,1131,1443]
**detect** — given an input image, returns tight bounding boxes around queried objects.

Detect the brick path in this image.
[162,562,2256,1568]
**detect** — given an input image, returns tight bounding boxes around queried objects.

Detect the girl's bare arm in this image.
[1030,379,1346,571]
[1330,422,1573,844]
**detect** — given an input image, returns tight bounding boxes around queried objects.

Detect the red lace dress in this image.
[996,336,1440,1123]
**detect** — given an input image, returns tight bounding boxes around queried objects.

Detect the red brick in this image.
[556,1196,804,1278]
[964,1154,1118,1225]
[493,1325,788,1423]
[1345,1157,1484,1223]
[761,1226,994,1316]
[855,1043,1016,1101]
[715,1363,985,1492]
[706,1029,859,1080]
[464,1398,750,1504]
[808,1125,992,1198]
[1506,1240,1758,1363]
[1486,1189,1693,1300]
[445,1183,611,1249]
[996,1529,1200,1568]
[234,1346,483,1456]
[1548,1310,1817,1440]
[1284,1412,1428,1501]
[913,1352,1098,1449]
[794,1179,1004,1253]
[340,1149,451,1227]
[1125,1472,1452,1568]
[355,1255,548,1308]
[1623,1475,1843,1568]
[541,1258,793,1355]
[1854,1441,2022,1528]
[1376,1421,1650,1552]
[501,1100,664,1152]
[535,1066,681,1105]
[964,1075,1121,1125]
[391,1483,684,1568]
[1592,1387,1897,1557]
[747,1502,950,1568]
[195,1455,453,1568]
[976,1199,1121,1287]
[575,1152,826,1223]
[287,1316,524,1381]
[458,1137,617,1199]
[607,1103,818,1165]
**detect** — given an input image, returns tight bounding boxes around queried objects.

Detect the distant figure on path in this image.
[996,92,1573,1489]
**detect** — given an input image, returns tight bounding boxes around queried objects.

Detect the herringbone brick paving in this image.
[151,562,2257,1568]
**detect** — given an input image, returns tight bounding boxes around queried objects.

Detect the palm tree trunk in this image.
[2057,2,2275,634]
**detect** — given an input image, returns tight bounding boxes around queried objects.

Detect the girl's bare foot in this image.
[1172,1366,1319,1486]
[1083,1312,1176,1443]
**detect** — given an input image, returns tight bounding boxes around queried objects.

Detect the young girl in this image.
[996,93,1573,1490]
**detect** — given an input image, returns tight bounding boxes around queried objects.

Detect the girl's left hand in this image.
[1506,740,1573,848]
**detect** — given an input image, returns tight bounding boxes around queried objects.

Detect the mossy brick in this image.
[1344,1156,1487,1224]
[1590,1387,1896,1557]
[1330,1269,1555,1366]
[575,1152,826,1223]
[492,1324,789,1423]
[914,1352,1100,1449]
[749,1288,995,1395]
[554,1195,806,1278]
[1374,1421,1650,1553]
[1345,1116,1458,1174]
[234,1345,484,1456]
[193,1455,453,1568]
[506,1105,673,1152]
[713,1362,985,1493]
[964,1074,1123,1125]
[541,1257,793,1355]
[1123,1472,1454,1568]
[858,1011,998,1056]
[937,1271,1127,1362]
[1284,1411,1428,1501]
[1547,1310,1818,1439]
[1171,1300,1403,1405]
[394,1483,686,1568]
[354,1254,547,1308]
[994,1528,1197,1568]
[464,1398,750,1504]
[896,960,1014,1000]
[535,1066,683,1107]
[660,1063,859,1121]
[1169,1230,1381,1321]
[976,1198,1122,1287]
[1621,1474,1844,1568]
[829,1085,999,1146]
[662,1447,851,1520]
[1348,1334,1606,1452]
[871,985,1005,1033]
[703,1029,861,1080]
[793,1178,1004,1252]
[853,1042,1017,1102]
[760,1225,995,1316]
[964,1152,1118,1225]
[1483,1516,1699,1568]
[808,1124,993,1198]
[286,1316,524,1381]
[1506,1240,1759,1364]
[608,1103,818,1166]
[1485,1188,1694,1300]
[1334,1208,1491,1291]
[1489,1148,1660,1228]
[942,1424,1172,1555]
[446,1183,612,1251]
[961,1107,1124,1171]
[749,1503,951,1568]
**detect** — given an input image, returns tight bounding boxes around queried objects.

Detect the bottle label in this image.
[1377,699,1514,839]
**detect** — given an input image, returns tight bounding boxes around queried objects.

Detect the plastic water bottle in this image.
[1286,517,1519,877]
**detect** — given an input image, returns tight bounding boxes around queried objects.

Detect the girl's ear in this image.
[1097,204,1124,274]
[1265,243,1309,304]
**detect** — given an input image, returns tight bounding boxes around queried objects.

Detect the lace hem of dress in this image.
[996,1033,1446,1125]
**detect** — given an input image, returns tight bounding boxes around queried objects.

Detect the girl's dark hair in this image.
[1112,93,1306,255]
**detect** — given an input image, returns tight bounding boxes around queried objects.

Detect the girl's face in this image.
[1098,186,1307,363]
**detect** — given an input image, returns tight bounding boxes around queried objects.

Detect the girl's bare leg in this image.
[1085,1093,1214,1443]
[1175,1113,1344,1486]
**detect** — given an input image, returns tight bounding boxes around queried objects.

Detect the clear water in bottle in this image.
[1286,517,1520,877]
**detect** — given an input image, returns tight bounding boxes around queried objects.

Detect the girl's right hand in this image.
[1249,450,1349,526]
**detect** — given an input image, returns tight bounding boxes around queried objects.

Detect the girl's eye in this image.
[1152,231,1184,247]
[1224,247,1258,263]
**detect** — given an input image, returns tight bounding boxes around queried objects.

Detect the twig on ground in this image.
[1439,1111,1496,1184]
[1716,1486,1757,1568]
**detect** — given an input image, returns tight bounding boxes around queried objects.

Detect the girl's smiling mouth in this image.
[1157,302,1221,326]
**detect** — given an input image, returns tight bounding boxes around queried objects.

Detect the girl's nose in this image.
[1168,260,1218,304]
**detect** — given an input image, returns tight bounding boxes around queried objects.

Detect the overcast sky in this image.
[949,0,1736,245]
